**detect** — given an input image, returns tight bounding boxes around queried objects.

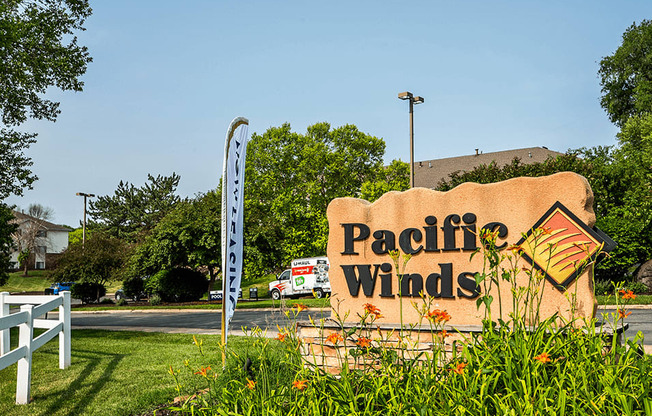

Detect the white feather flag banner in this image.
[221,116,250,344]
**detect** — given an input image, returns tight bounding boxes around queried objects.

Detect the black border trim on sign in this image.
[515,201,616,291]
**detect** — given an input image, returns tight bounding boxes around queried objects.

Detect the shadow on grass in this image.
[35,348,124,416]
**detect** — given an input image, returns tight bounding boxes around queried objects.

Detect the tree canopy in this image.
[51,233,131,287]
[128,191,222,290]
[599,19,652,127]
[0,0,92,197]
[88,173,182,242]
[360,159,411,202]
[243,122,386,276]
[0,204,17,286]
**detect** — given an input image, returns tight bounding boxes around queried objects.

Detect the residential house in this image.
[10,211,70,270]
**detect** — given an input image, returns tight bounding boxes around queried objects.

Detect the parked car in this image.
[44,282,75,295]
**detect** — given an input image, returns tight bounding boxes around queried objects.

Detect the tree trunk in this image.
[207,268,216,292]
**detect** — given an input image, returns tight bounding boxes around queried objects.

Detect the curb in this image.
[61,307,332,315]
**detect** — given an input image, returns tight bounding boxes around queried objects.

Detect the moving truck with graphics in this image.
[269,256,331,300]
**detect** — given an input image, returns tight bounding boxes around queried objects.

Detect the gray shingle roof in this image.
[414,147,564,188]
[11,211,71,232]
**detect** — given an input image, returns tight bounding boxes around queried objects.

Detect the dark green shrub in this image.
[123,276,146,300]
[144,270,166,296]
[116,298,127,307]
[594,280,611,295]
[146,268,208,302]
[71,282,106,304]
[99,298,114,305]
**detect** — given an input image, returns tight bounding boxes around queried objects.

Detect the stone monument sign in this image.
[326,172,614,326]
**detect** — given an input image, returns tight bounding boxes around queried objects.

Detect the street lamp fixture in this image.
[398,91,425,188]
[76,192,95,246]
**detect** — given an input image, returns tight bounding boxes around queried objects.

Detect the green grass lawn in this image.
[0,328,225,416]
[1,272,122,294]
[0,271,51,293]
[596,294,652,305]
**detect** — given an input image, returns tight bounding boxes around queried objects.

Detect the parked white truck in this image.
[268,256,331,300]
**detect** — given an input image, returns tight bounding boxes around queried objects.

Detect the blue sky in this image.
[6,1,652,227]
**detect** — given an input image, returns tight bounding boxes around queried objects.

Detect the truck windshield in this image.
[279,270,290,281]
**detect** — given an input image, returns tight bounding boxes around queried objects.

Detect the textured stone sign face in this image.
[326,172,607,326]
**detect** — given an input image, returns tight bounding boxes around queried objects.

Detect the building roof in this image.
[413,146,565,188]
[11,211,71,232]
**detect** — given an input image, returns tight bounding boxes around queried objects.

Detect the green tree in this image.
[128,191,221,291]
[244,122,386,276]
[88,173,182,242]
[360,159,410,202]
[51,233,131,300]
[599,19,652,127]
[0,0,92,197]
[0,204,17,286]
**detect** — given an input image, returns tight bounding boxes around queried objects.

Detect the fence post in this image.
[16,304,33,404]
[0,292,8,355]
[59,291,71,369]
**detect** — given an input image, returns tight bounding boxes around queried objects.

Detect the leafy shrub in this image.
[71,282,106,304]
[594,279,612,295]
[116,298,127,307]
[624,281,650,294]
[145,268,207,302]
[144,271,163,297]
[149,294,161,306]
[123,275,146,300]
[594,279,649,295]
[99,298,114,305]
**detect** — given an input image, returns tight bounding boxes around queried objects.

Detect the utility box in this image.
[249,287,258,300]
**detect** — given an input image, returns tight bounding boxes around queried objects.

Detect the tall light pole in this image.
[76,192,95,246]
[398,91,424,188]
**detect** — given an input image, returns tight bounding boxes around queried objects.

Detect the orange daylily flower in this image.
[363,303,382,318]
[294,304,308,312]
[620,290,636,300]
[533,352,551,363]
[450,362,467,375]
[356,337,371,348]
[439,330,450,339]
[246,379,256,390]
[537,227,553,235]
[618,308,632,319]
[426,309,451,324]
[276,332,287,342]
[326,332,343,344]
[292,379,308,390]
[194,366,211,377]
[506,244,523,255]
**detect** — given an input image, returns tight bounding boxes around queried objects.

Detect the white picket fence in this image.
[0,291,71,404]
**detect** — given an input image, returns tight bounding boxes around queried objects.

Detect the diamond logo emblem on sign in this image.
[516,201,616,290]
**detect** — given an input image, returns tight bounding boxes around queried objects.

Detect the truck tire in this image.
[313,288,325,299]
[271,289,281,300]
